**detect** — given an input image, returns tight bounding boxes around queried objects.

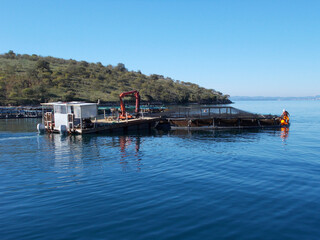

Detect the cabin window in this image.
[74,106,81,118]
[54,105,67,114]
[67,106,74,114]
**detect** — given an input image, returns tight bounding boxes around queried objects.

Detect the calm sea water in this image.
[0,101,319,240]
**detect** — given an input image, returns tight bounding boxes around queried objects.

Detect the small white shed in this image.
[41,102,97,132]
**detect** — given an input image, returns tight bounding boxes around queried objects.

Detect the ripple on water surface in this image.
[1,101,320,240]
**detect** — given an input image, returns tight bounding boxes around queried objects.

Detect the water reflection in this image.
[0,118,41,132]
[42,127,288,172]
[119,135,141,153]
[44,133,144,172]
[46,134,100,170]
[280,127,289,140]
[118,135,142,172]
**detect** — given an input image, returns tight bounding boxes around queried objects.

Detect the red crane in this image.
[119,90,140,119]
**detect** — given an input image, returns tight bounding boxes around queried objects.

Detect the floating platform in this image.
[38,102,288,134]
[41,117,161,134]
[38,102,162,135]
[161,106,286,130]
[77,117,161,134]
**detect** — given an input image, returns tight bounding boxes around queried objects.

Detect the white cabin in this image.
[41,102,97,133]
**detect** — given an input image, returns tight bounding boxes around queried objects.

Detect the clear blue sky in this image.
[1,0,319,97]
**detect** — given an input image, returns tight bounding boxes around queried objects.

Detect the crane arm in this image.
[119,90,140,119]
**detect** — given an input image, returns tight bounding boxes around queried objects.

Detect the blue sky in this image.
[1,0,319,97]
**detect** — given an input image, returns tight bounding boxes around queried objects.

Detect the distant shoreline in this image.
[231,96,320,101]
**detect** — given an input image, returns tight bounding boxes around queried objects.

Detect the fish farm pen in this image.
[0,106,46,119]
[161,106,283,130]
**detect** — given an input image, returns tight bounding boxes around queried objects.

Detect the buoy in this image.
[59,125,67,135]
[37,123,45,133]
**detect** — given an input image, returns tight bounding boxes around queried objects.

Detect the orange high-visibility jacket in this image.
[281,115,290,125]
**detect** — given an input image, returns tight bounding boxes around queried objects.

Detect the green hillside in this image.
[0,51,230,105]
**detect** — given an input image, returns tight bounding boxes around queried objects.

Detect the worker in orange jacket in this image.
[280,109,290,125]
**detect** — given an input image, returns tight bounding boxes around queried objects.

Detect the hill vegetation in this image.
[0,51,230,106]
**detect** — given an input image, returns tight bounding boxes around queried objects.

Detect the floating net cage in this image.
[164,106,276,119]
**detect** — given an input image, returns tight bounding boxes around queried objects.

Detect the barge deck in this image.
[78,117,161,134]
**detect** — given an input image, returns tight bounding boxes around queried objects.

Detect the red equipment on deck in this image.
[119,90,140,120]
